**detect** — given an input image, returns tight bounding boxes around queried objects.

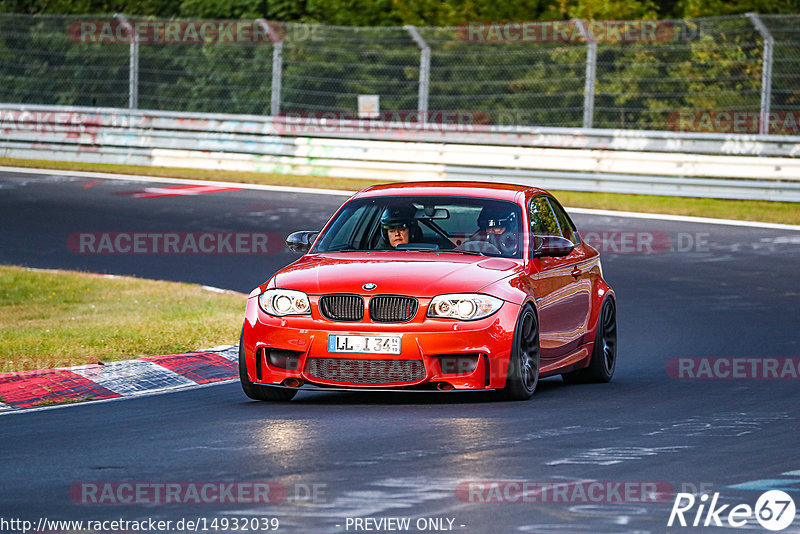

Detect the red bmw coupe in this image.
[240,182,616,401]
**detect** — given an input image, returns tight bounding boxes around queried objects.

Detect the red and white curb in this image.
[0,345,239,412]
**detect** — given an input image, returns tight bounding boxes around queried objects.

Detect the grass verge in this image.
[0,266,244,373]
[1,157,798,225]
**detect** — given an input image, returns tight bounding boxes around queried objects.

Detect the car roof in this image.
[354,181,547,201]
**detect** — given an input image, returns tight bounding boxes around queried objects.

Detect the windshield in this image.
[312,195,524,258]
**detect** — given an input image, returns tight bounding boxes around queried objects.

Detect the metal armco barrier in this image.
[2,104,800,202]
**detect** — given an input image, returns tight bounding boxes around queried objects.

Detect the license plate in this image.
[327,334,401,355]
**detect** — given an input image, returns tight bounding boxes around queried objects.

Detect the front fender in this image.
[479,273,531,307]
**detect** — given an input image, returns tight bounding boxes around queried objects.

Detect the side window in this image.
[546,197,580,245]
[529,196,560,236]
[316,203,374,251]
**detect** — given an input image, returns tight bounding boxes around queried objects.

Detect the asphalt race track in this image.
[1,169,799,534]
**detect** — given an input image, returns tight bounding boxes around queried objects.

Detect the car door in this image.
[527,195,593,360]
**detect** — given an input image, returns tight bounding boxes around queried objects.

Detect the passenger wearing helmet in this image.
[376,205,421,249]
[462,205,519,256]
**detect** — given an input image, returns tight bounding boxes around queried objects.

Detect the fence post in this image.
[258,20,283,117]
[747,13,774,135]
[572,19,596,129]
[114,14,138,110]
[404,25,430,125]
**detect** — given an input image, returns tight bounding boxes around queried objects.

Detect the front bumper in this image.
[242,297,521,390]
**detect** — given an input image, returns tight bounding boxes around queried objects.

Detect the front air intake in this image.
[369,295,418,323]
[305,357,425,384]
[319,294,364,322]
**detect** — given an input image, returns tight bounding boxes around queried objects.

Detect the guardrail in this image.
[2,103,800,201]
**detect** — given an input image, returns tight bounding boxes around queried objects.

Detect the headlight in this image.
[427,293,503,321]
[258,289,311,316]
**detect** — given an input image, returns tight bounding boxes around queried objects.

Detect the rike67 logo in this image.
[668,490,796,531]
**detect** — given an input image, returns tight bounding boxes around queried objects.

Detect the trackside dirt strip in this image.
[0,346,238,411]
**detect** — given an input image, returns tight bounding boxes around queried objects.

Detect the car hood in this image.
[273,252,522,297]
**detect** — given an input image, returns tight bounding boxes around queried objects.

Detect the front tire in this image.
[239,327,297,402]
[562,297,616,384]
[501,305,540,401]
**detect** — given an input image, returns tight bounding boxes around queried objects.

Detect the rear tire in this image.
[239,327,297,402]
[562,297,616,384]
[501,305,540,401]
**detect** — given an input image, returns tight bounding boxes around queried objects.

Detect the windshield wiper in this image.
[436,249,488,256]
[395,245,440,251]
[323,244,360,252]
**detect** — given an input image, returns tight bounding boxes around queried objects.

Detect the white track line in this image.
[0,165,355,197]
[567,207,800,231]
[2,165,799,230]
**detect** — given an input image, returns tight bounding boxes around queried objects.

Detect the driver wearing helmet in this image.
[462,206,519,255]
[376,205,421,249]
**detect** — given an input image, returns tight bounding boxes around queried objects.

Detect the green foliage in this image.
[0,1,798,131]
[3,0,800,21]
[178,0,265,19]
[529,196,561,236]
[555,0,659,20]
[308,0,401,25]
[0,0,176,16]
[678,0,800,17]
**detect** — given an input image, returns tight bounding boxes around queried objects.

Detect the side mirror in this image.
[285,231,319,254]
[531,235,575,258]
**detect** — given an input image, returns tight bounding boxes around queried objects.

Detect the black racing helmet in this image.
[380,205,418,230]
[477,205,517,231]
